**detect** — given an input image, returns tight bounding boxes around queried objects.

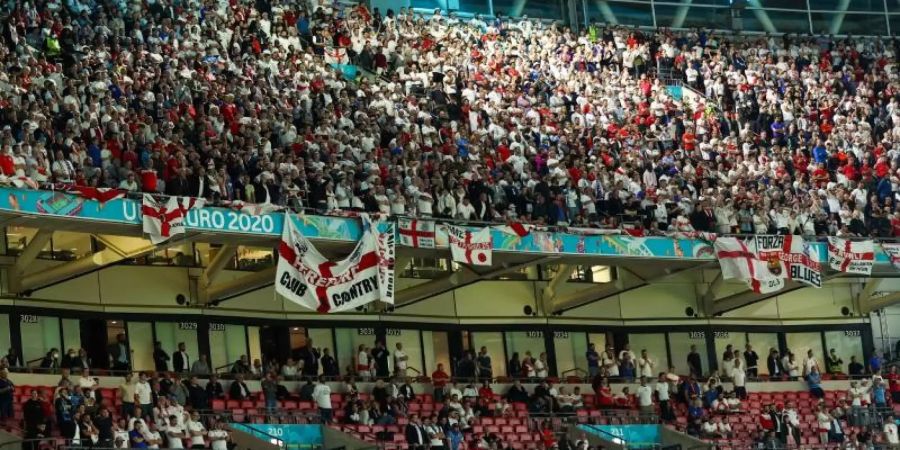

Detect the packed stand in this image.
[2,0,900,236]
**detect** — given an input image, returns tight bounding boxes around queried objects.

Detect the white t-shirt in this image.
[135,381,152,405]
[186,420,206,447]
[732,367,746,387]
[885,423,899,445]
[114,430,129,448]
[166,425,185,449]
[535,359,547,378]
[702,421,717,434]
[656,382,670,401]
[209,429,229,450]
[636,385,653,407]
[313,383,332,409]
[394,350,407,370]
[143,430,161,449]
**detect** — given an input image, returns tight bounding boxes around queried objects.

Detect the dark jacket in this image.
[229,380,251,400]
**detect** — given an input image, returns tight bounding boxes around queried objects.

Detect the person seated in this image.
[701,418,721,439]
[493,397,512,417]
[505,380,529,403]
[614,387,634,409]
[688,398,705,421]
[714,417,733,438]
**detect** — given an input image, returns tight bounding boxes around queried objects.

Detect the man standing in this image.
[107,333,130,372]
[321,349,339,377]
[476,347,492,380]
[586,343,600,378]
[172,343,190,373]
[687,345,703,378]
[298,340,320,378]
[134,372,153,419]
[767,348,783,378]
[372,341,390,378]
[638,349,654,379]
[394,343,409,377]
[744,344,759,377]
[656,373,673,422]
[261,372,278,411]
[636,377,654,418]
[119,373,136,418]
[153,341,170,373]
[191,355,210,375]
[0,369,12,423]
[432,363,450,402]
[312,377,332,423]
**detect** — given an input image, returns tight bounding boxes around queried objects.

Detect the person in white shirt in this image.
[78,369,97,398]
[282,358,299,378]
[165,415,186,449]
[715,417,732,438]
[636,377,654,416]
[884,416,899,446]
[817,405,832,445]
[637,350,654,379]
[701,418,720,438]
[656,373,673,422]
[803,349,819,377]
[185,411,207,449]
[732,358,747,399]
[394,343,408,377]
[601,347,619,377]
[135,372,153,414]
[208,422,231,450]
[783,402,801,447]
[312,377,333,423]
[535,353,548,378]
[143,422,163,449]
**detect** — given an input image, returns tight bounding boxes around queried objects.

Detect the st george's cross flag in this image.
[275,213,394,313]
[494,222,534,238]
[141,194,205,244]
[398,217,436,248]
[883,243,900,270]
[68,186,125,204]
[827,237,874,275]
[714,237,784,294]
[447,225,492,266]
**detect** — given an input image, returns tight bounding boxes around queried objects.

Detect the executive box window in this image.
[385,329,424,376]
[825,330,864,371]
[335,328,381,377]
[627,333,668,375]
[785,332,824,372]
[127,321,154,371]
[20,315,61,366]
[209,324,249,372]
[0,315,10,363]
[423,331,450,376]
[154,322,200,369]
[470,332,506,377]
[669,331,710,376]
[554,331,587,378]
[748,333,780,375]
[713,331,746,372]
[505,331,547,376]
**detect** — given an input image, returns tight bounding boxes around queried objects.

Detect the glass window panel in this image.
[504,331,547,375]
[824,331,863,373]
[385,329,424,377]
[785,332,823,374]
[808,0,884,11]
[586,1,654,27]
[209,324,248,372]
[713,331,746,374]
[0,315,10,365]
[247,326,262,367]
[891,14,900,33]
[236,246,274,271]
[627,333,668,378]
[891,1,900,12]
[471,332,506,377]
[741,8,810,33]
[424,331,451,377]
[153,322,199,370]
[653,4,730,29]
[756,0,808,8]
[748,333,780,375]
[588,333,608,352]
[335,328,379,378]
[62,319,81,355]
[21,316,61,366]
[555,332,587,378]
[669,331,709,377]
[810,12,887,35]
[127,322,154,372]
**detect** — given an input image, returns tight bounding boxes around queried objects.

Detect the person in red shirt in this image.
[477,381,493,400]
[0,147,15,176]
[431,363,450,402]
[595,378,614,408]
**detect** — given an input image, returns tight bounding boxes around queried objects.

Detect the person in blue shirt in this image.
[873,377,888,408]
[586,343,600,378]
[870,351,883,374]
[807,365,824,399]
[812,141,828,164]
[447,423,464,450]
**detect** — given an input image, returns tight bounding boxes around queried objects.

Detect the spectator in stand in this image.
[783,352,800,380]
[656,373,673,422]
[172,342,190,373]
[229,374,251,401]
[873,375,888,409]
[476,347,493,381]
[507,352,522,378]
[298,341,321,378]
[313,377,333,424]
[190,355,210,375]
[807,365,825,399]
[888,366,900,404]
[636,377,654,417]
[321,349,339,377]
[586,343,600,378]
[743,344,759,378]
[826,348,844,375]
[849,356,865,376]
[595,377,614,408]
[601,346,619,378]
[432,363,450,402]
[506,380,529,404]
[261,372,279,411]
[884,414,899,447]
[355,345,370,380]
[206,375,225,400]
[134,373,152,420]
[2,349,21,369]
[782,402,801,447]
[405,414,427,450]
[372,341,390,378]
[803,349,819,377]
[687,345,702,378]
[0,369,12,423]
[208,421,231,450]
[869,349,883,374]
[766,348,783,379]
[230,355,251,375]
[732,357,747,400]
[152,341,169,373]
[23,390,47,435]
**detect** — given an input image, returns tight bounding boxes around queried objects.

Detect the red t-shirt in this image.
[0,154,14,176]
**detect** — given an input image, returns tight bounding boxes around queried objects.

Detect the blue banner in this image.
[233,423,322,447]
[578,424,660,446]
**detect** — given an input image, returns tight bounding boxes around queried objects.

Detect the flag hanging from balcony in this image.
[447,225,492,266]
[275,213,394,313]
[827,237,874,275]
[141,194,205,244]
[883,243,900,270]
[398,217,435,248]
[68,186,125,204]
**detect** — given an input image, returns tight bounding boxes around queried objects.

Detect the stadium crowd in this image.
[2,0,900,237]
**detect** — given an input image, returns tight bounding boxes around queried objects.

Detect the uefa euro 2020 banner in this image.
[275,213,395,313]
